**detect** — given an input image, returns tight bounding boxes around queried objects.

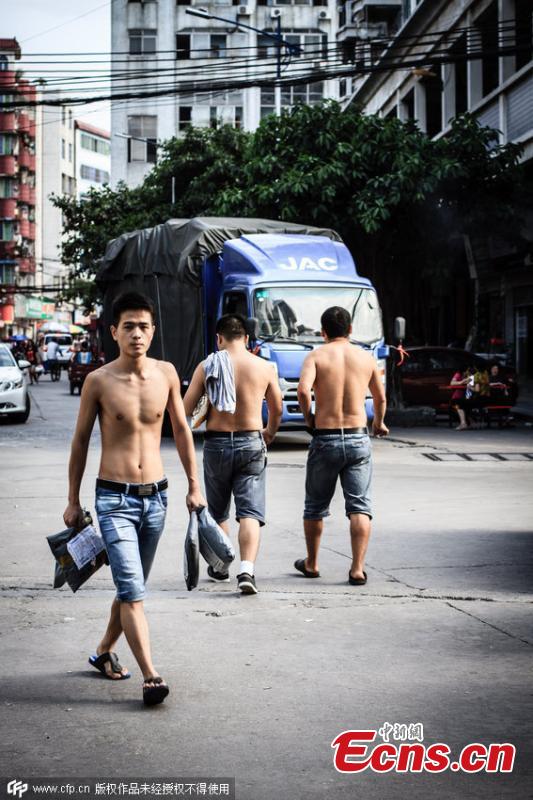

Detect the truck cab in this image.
[202,233,387,426]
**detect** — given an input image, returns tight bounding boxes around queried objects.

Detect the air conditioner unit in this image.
[318,9,331,19]
[271,8,282,18]
[237,5,251,15]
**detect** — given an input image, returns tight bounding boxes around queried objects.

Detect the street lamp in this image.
[185,7,300,116]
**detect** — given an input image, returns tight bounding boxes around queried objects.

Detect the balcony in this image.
[0,198,17,218]
[18,218,30,238]
[0,241,17,259]
[18,257,35,274]
[0,112,17,132]
[28,119,36,138]
[18,184,35,204]
[0,155,17,176]
[18,150,35,171]
[29,221,36,240]
[0,71,16,88]
[18,113,30,133]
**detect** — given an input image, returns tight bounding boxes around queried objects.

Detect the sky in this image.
[3,0,111,131]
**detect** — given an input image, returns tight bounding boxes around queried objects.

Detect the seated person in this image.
[488,363,508,401]
[75,341,92,365]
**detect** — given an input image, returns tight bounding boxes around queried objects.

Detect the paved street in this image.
[1,376,532,800]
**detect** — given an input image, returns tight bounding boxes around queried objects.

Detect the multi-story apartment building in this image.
[37,101,77,296]
[74,121,111,200]
[341,0,533,378]
[0,38,39,334]
[111,0,340,186]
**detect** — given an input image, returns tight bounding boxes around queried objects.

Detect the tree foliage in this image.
[53,102,525,341]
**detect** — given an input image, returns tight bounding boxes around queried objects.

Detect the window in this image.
[223,292,248,316]
[260,82,323,117]
[178,107,192,131]
[129,29,157,55]
[61,139,66,159]
[450,35,467,115]
[80,165,110,183]
[80,133,111,155]
[0,265,16,284]
[68,109,73,129]
[127,115,157,162]
[68,143,73,162]
[423,74,442,138]
[1,221,14,240]
[177,33,230,59]
[61,107,66,125]
[476,2,499,97]
[283,33,327,59]
[401,88,415,121]
[235,106,243,129]
[209,107,219,129]
[61,173,76,195]
[516,0,533,71]
[0,178,14,198]
[0,135,16,155]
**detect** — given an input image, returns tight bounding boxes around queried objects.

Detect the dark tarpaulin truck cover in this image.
[96,217,341,381]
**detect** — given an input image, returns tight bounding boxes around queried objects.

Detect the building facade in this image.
[342,0,533,378]
[111,0,340,187]
[74,121,111,200]
[0,38,40,334]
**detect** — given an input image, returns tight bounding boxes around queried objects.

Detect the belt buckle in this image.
[138,484,153,497]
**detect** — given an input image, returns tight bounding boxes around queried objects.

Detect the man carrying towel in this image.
[295,306,388,586]
[184,314,282,594]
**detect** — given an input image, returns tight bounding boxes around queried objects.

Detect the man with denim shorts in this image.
[295,306,388,586]
[63,292,205,705]
[184,314,282,594]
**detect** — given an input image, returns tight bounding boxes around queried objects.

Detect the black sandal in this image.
[294,558,320,578]
[89,651,131,680]
[143,676,170,706]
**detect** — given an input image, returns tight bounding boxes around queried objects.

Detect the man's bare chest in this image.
[100,379,169,427]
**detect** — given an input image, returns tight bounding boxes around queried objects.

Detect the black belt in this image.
[204,430,262,439]
[312,427,368,436]
[96,478,168,496]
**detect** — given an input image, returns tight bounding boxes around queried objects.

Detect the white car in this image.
[0,344,31,423]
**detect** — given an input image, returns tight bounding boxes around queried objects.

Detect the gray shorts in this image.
[304,432,372,520]
[203,432,267,526]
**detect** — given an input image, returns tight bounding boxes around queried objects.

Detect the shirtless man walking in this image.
[63,292,204,705]
[184,314,282,595]
[295,306,388,585]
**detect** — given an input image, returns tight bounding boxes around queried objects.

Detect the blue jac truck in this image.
[97,217,388,425]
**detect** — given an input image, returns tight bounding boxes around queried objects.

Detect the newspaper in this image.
[66,524,105,569]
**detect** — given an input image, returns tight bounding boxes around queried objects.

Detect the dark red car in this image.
[398,347,519,411]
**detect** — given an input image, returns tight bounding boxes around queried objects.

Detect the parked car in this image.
[0,343,31,423]
[398,347,518,411]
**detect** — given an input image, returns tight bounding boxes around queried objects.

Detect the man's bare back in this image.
[312,341,380,428]
[90,358,174,483]
[207,350,277,433]
[298,339,388,435]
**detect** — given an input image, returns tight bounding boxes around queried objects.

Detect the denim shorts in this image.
[304,433,372,520]
[95,484,168,602]
[203,433,267,526]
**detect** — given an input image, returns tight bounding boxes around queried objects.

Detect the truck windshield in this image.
[253,287,383,346]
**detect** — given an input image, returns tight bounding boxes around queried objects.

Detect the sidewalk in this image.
[512,380,533,421]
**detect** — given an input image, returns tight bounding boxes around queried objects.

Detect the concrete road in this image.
[1,376,532,800]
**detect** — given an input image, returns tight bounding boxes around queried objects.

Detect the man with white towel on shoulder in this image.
[184,314,282,594]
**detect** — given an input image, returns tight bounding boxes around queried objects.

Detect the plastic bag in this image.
[46,511,108,593]
[184,510,200,591]
[197,506,235,573]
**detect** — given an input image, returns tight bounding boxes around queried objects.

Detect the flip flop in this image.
[348,571,367,586]
[294,558,320,578]
[143,676,170,706]
[89,652,131,680]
